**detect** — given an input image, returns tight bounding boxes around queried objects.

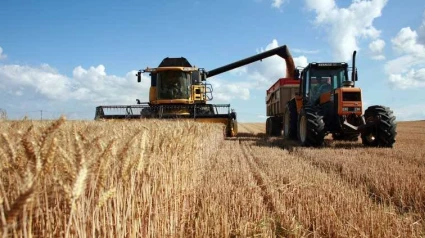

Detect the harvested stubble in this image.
[0,118,424,237]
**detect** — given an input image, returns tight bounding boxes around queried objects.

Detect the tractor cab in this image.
[299,62,351,105]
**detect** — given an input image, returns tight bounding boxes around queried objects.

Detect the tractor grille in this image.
[342,92,361,101]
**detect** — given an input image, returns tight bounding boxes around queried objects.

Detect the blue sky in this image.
[1,0,425,122]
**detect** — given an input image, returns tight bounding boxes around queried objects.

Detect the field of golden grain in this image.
[0,118,424,237]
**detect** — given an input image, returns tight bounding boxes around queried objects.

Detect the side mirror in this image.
[294,69,300,79]
[192,71,200,84]
[136,70,142,83]
[151,73,157,87]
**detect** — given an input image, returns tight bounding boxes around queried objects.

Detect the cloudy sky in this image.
[1,0,424,121]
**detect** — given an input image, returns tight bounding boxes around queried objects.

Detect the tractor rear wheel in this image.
[297,106,325,147]
[361,105,397,147]
[283,100,298,140]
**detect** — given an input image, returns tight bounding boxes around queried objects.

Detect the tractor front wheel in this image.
[297,106,325,147]
[226,118,238,137]
[361,105,397,147]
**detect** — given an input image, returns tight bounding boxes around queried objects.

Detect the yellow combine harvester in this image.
[95,57,239,136]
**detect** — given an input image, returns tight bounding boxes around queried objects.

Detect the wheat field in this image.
[0,118,424,237]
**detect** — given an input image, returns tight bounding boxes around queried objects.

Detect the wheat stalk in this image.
[43,137,58,174]
[65,131,89,238]
[21,126,37,165]
[39,116,65,154]
[119,130,142,181]
[1,133,16,162]
[2,175,34,230]
[136,131,148,172]
[96,188,116,209]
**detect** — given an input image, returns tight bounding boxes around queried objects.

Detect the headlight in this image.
[342,107,361,112]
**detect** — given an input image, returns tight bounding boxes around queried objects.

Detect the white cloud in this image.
[391,27,425,56]
[305,0,388,61]
[208,78,251,101]
[369,39,386,60]
[385,15,425,89]
[246,39,308,86]
[393,104,425,121]
[0,47,7,60]
[0,64,150,105]
[292,48,320,54]
[272,0,284,8]
[228,66,248,76]
[388,68,425,89]
[384,54,422,75]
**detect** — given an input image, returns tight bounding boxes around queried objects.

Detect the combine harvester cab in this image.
[95,57,238,137]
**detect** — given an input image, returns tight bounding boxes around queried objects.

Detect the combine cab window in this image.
[157,71,191,100]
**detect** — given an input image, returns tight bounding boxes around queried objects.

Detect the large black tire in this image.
[226,112,238,137]
[361,105,397,147]
[297,106,326,147]
[283,100,298,140]
[266,118,271,136]
[226,118,237,137]
[332,132,359,141]
[266,117,282,136]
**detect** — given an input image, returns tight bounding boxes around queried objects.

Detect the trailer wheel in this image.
[297,106,325,147]
[266,118,271,136]
[361,105,397,147]
[283,100,298,140]
[266,117,282,137]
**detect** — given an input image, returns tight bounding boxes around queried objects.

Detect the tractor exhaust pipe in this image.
[137,70,142,83]
[352,51,357,84]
